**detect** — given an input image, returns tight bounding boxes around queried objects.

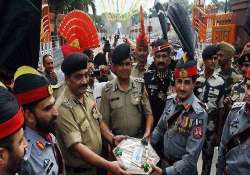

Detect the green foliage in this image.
[49,0,96,16]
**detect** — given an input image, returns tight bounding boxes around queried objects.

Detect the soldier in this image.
[151,58,208,175]
[0,85,27,175]
[224,53,250,107]
[216,41,241,96]
[13,66,65,175]
[100,43,153,138]
[195,45,225,175]
[216,69,250,175]
[144,38,173,127]
[55,53,129,175]
[131,6,150,78]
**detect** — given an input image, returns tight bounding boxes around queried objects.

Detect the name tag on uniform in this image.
[110,97,120,102]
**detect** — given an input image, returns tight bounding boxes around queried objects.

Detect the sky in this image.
[94,0,215,15]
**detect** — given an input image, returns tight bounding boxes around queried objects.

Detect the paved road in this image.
[198,147,218,175]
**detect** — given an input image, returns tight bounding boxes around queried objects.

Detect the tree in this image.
[48,0,96,36]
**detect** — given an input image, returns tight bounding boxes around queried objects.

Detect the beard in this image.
[35,116,56,134]
[7,151,24,175]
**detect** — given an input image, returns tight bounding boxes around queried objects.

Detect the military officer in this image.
[216,41,241,96]
[13,66,65,175]
[131,7,150,78]
[151,58,208,175]
[224,53,250,107]
[144,38,173,127]
[195,45,225,175]
[100,43,154,138]
[216,69,250,175]
[55,53,129,175]
[0,84,27,175]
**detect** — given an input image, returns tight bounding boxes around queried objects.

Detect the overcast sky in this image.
[94,0,216,15]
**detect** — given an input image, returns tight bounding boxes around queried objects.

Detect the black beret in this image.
[238,53,250,65]
[202,45,218,60]
[112,43,131,64]
[0,87,19,123]
[0,86,24,139]
[61,53,88,75]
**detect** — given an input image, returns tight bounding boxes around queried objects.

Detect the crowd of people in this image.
[1,5,250,175]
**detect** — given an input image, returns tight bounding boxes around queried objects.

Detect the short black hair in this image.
[42,54,52,65]
[83,49,94,58]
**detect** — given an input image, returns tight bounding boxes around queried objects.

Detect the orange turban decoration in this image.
[136,6,148,49]
[58,10,99,57]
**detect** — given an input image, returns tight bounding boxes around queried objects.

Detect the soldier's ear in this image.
[24,109,36,127]
[0,147,8,166]
[64,75,70,84]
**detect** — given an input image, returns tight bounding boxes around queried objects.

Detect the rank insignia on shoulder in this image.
[167,94,176,100]
[105,82,112,92]
[134,77,144,83]
[232,102,245,109]
[63,98,76,108]
[86,88,93,94]
[192,126,203,139]
[36,141,45,150]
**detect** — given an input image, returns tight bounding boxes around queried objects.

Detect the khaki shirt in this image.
[55,85,102,168]
[100,77,152,137]
[131,63,149,78]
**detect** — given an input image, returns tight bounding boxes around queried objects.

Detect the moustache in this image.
[157,62,165,66]
[79,84,88,89]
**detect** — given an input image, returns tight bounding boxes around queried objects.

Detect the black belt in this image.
[65,165,91,173]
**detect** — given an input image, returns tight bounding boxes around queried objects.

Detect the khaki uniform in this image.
[131,63,149,78]
[100,77,152,137]
[55,85,102,175]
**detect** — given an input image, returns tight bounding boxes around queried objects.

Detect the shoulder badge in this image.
[232,102,245,109]
[192,99,206,114]
[86,87,93,94]
[133,77,145,83]
[167,94,176,100]
[62,97,77,108]
[104,81,113,92]
[51,81,65,89]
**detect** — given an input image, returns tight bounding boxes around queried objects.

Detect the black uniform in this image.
[144,69,173,127]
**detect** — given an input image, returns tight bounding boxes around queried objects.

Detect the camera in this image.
[92,69,100,77]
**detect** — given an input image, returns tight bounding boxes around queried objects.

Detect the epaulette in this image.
[62,97,77,108]
[86,87,93,94]
[51,81,65,89]
[232,102,245,109]
[133,77,144,83]
[167,93,176,100]
[104,81,113,92]
[145,69,155,74]
[191,98,206,114]
[198,101,208,111]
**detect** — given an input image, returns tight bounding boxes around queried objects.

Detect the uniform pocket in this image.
[110,97,123,109]
[80,120,91,144]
